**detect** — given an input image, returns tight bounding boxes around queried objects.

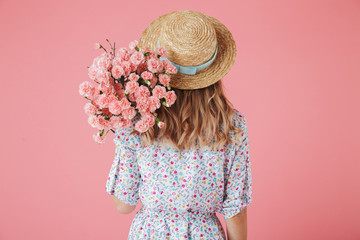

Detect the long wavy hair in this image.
[131,80,243,151]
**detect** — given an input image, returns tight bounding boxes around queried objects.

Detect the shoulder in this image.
[231,108,248,135]
[113,115,142,150]
[226,108,249,150]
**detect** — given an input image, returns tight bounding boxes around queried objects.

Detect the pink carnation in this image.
[141,71,154,80]
[110,116,123,129]
[88,115,100,128]
[128,92,136,102]
[129,73,140,82]
[102,108,113,118]
[79,81,94,97]
[114,83,123,92]
[135,119,150,133]
[93,132,106,144]
[94,43,101,49]
[143,46,152,53]
[136,61,148,75]
[102,85,116,97]
[89,88,100,100]
[99,76,114,88]
[98,94,111,108]
[159,74,171,87]
[136,97,150,113]
[128,48,136,55]
[92,96,100,108]
[147,58,161,73]
[122,106,136,119]
[108,100,122,115]
[129,40,139,50]
[125,81,139,94]
[149,75,158,88]
[135,85,151,99]
[96,68,111,82]
[111,65,125,79]
[107,95,118,104]
[152,85,166,99]
[98,116,112,129]
[84,102,97,115]
[98,82,108,93]
[148,51,158,60]
[129,61,138,73]
[119,97,131,110]
[164,60,178,74]
[157,47,167,58]
[130,51,145,66]
[165,90,177,107]
[95,53,112,70]
[112,56,123,66]
[100,84,115,95]
[148,96,160,112]
[157,60,164,72]
[116,88,126,100]
[88,65,98,80]
[158,121,165,128]
[121,118,132,128]
[116,47,130,61]
[121,61,132,76]
[141,112,155,127]
[113,84,125,98]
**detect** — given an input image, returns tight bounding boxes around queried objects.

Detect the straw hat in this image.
[138,10,237,90]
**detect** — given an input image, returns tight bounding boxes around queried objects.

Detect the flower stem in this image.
[100,45,108,53]
[105,39,115,55]
[105,129,111,135]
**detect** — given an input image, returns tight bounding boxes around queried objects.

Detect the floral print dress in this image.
[105,109,253,240]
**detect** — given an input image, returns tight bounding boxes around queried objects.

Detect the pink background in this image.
[1,0,359,239]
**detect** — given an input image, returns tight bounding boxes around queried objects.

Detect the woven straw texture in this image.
[139,10,237,90]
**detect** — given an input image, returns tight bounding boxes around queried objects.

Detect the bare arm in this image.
[225,207,248,240]
[111,195,136,214]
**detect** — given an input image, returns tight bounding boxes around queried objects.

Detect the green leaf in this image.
[155,117,160,124]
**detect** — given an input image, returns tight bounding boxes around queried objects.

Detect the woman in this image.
[105,10,253,240]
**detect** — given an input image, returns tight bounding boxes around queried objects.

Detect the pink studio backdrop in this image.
[1,0,359,239]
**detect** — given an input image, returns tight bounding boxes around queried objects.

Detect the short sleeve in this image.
[105,120,141,206]
[218,113,253,220]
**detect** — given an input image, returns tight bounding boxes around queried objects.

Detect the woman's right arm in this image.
[221,113,252,239]
[225,206,248,240]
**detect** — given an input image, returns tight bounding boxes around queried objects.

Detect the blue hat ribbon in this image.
[158,39,218,75]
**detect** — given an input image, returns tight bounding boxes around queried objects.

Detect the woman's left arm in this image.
[105,125,142,213]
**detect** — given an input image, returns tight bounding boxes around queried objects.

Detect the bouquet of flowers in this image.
[79,39,178,144]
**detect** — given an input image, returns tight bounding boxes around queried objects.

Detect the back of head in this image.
[134,10,242,151]
[132,80,242,151]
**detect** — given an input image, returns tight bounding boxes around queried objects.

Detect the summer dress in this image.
[105,108,253,240]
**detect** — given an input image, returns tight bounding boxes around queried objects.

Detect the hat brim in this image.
[138,10,237,90]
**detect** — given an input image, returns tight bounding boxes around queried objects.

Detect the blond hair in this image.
[131,80,243,151]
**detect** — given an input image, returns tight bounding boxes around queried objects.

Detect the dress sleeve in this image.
[105,121,141,206]
[218,113,253,220]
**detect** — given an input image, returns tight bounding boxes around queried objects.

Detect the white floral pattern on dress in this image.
[105,108,252,240]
